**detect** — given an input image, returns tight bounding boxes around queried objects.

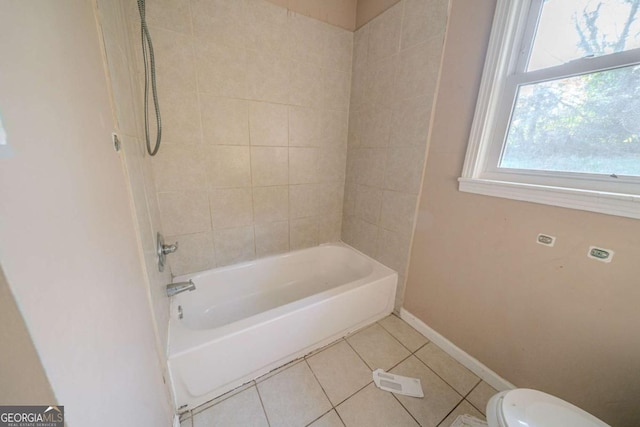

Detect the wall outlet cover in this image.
[536,234,556,247]
[588,246,614,263]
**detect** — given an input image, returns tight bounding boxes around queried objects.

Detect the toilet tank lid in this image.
[501,389,610,427]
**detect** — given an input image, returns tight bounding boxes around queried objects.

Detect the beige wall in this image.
[343,0,448,310]
[0,0,173,424]
[404,1,640,425]
[356,0,402,29]
[0,266,55,405]
[129,0,351,275]
[266,0,358,30]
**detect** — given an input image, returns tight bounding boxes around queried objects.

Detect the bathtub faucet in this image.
[166,279,196,297]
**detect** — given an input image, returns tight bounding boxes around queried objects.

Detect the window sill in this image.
[458,177,640,219]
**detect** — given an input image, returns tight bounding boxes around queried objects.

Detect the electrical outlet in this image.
[588,246,614,263]
[537,234,556,247]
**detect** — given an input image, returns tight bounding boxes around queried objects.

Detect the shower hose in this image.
[137,0,162,156]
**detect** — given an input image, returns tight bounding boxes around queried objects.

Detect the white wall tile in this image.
[389,96,432,147]
[214,225,255,266]
[355,185,383,224]
[318,148,347,183]
[355,148,387,187]
[255,221,289,258]
[376,229,411,274]
[343,216,379,258]
[325,27,354,72]
[246,0,290,56]
[151,26,197,93]
[208,146,252,188]
[320,109,349,147]
[210,188,253,229]
[247,51,290,103]
[253,186,289,224]
[368,1,403,62]
[289,14,327,66]
[158,191,211,235]
[401,0,448,51]
[318,213,342,243]
[289,106,321,146]
[394,39,442,103]
[289,147,320,184]
[251,147,288,186]
[145,0,192,34]
[364,55,398,107]
[191,0,248,50]
[384,146,426,194]
[290,217,319,250]
[359,104,393,147]
[166,231,216,276]
[379,191,418,236]
[194,40,248,98]
[289,61,324,107]
[323,68,351,110]
[290,184,322,219]
[318,182,344,217]
[155,88,201,144]
[152,143,208,192]
[201,96,249,145]
[249,102,288,146]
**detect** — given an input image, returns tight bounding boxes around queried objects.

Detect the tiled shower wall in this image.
[96,0,172,356]
[342,0,448,309]
[130,0,353,275]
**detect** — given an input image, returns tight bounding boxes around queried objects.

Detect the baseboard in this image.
[400,308,515,392]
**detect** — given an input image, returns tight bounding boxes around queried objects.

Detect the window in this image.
[460,0,640,219]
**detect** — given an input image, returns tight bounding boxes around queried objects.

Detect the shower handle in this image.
[157,232,178,272]
[161,241,178,255]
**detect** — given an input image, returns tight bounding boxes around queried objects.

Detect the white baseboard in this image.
[400,308,515,392]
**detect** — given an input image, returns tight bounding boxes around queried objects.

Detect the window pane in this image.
[528,0,640,71]
[500,65,640,176]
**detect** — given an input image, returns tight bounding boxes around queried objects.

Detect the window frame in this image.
[459,0,640,219]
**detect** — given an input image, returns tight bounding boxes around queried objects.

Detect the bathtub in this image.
[167,243,397,410]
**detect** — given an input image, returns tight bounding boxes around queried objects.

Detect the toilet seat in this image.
[489,389,610,427]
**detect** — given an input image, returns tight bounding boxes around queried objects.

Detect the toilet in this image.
[486,389,610,427]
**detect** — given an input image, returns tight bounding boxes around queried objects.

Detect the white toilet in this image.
[486,388,610,427]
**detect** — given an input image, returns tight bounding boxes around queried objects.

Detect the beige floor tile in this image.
[378,315,429,352]
[180,417,192,427]
[466,381,497,415]
[192,386,268,427]
[415,343,480,395]
[336,383,419,427]
[307,341,372,405]
[346,323,411,370]
[308,410,345,427]
[257,361,332,427]
[437,400,485,427]
[390,356,463,427]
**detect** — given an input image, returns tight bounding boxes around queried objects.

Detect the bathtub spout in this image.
[166,280,196,297]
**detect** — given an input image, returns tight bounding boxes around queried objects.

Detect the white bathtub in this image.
[167,243,397,410]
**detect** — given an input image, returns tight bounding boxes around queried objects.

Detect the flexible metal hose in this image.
[137,0,162,156]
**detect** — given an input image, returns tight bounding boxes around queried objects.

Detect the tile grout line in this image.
[303,358,335,413]
[411,341,482,400]
[389,391,422,427]
[254,383,272,427]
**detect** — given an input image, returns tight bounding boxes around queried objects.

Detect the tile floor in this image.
[180,314,497,427]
